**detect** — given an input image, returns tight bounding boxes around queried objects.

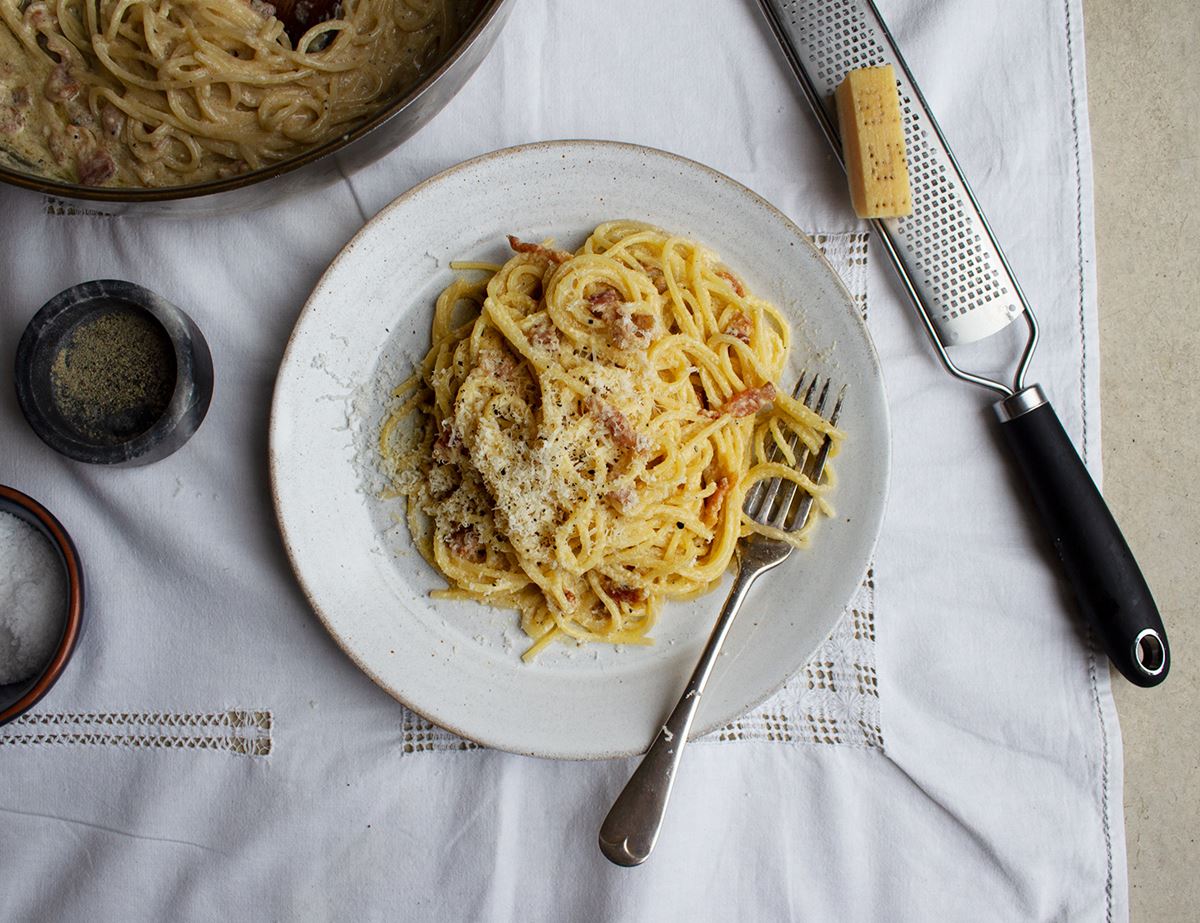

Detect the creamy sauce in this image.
[0,0,454,188]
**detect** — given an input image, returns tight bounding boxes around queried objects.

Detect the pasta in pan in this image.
[0,0,451,187]
[380,221,843,660]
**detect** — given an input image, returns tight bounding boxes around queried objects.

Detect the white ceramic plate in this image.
[270,141,889,759]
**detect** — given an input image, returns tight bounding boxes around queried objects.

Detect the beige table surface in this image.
[1085,1,1199,918]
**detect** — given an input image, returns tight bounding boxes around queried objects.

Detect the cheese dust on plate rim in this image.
[269,140,890,759]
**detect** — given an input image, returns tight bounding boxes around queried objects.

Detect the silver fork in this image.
[598,372,845,867]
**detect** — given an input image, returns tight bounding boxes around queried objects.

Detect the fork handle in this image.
[598,563,763,866]
[996,387,1169,687]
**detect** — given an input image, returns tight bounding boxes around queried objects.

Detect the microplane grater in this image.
[759,0,1033,358]
[757,0,1171,687]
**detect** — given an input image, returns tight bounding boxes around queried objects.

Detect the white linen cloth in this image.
[0,0,1123,919]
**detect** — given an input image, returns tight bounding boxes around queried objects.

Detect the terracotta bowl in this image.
[0,485,85,727]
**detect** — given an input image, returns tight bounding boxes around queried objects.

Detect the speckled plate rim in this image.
[269,140,891,759]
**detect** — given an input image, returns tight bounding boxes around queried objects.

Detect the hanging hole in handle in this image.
[1133,629,1166,676]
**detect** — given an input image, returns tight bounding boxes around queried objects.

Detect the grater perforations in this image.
[778,0,1024,343]
[761,0,1169,694]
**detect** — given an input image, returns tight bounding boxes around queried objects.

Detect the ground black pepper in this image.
[49,307,176,443]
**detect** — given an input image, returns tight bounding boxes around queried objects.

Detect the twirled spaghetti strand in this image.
[0,0,450,185]
[380,222,843,661]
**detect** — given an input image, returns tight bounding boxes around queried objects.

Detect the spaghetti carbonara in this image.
[0,0,451,187]
[380,222,842,660]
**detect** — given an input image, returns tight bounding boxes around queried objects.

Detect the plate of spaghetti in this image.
[270,141,890,758]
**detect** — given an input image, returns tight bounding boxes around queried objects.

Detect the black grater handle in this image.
[995,387,1169,687]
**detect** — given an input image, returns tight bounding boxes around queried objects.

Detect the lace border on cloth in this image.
[0,710,273,757]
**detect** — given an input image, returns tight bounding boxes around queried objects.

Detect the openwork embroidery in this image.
[705,566,882,750]
[0,710,273,757]
[400,709,479,754]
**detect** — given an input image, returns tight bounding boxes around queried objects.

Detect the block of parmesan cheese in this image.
[835,65,913,219]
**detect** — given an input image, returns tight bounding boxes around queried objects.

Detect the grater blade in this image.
[758,0,1029,346]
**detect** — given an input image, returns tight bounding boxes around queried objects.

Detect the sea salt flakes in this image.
[0,510,67,686]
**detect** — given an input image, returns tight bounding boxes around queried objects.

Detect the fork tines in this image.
[743,371,845,534]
